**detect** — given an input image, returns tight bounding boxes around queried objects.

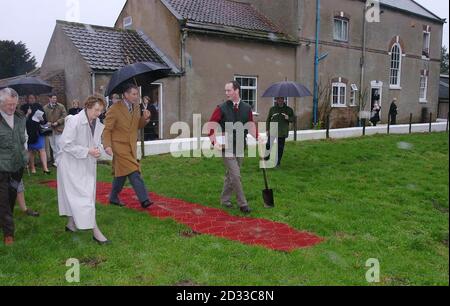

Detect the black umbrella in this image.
[7,76,53,96]
[105,61,171,96]
[262,81,312,98]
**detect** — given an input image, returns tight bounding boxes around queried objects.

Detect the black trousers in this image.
[0,169,24,238]
[390,115,397,125]
[266,137,287,166]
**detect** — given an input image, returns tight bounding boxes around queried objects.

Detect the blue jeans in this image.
[110,171,150,204]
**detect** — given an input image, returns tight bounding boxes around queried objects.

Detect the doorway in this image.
[141,83,163,140]
[370,81,383,115]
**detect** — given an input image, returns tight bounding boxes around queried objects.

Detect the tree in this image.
[0,40,37,79]
[442,46,449,75]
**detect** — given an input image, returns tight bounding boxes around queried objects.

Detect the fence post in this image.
[409,113,413,134]
[326,114,330,139]
[429,112,432,133]
[387,115,391,135]
[294,115,297,142]
[140,129,145,159]
[362,119,366,136]
[447,112,449,133]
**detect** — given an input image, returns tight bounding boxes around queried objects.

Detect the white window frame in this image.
[422,30,431,59]
[123,16,133,29]
[234,75,258,112]
[419,72,428,103]
[331,82,347,107]
[350,84,358,106]
[389,43,402,89]
[333,17,349,42]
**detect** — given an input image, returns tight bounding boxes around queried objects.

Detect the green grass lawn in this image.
[0,133,448,286]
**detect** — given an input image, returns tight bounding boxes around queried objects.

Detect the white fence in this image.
[130,122,448,159]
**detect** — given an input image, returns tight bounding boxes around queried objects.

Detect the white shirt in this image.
[0,110,14,129]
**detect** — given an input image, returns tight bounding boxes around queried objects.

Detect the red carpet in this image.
[45,181,323,252]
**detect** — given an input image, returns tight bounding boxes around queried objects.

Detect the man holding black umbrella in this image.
[265,97,294,168]
[103,83,153,209]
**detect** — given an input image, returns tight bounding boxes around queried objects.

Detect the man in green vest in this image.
[265,97,294,168]
[208,81,259,214]
[0,88,28,246]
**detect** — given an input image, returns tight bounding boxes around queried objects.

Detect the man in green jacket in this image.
[265,97,295,168]
[0,88,28,246]
[43,94,67,165]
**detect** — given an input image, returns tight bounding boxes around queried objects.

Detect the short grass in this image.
[0,132,448,286]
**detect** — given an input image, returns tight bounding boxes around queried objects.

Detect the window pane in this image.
[340,87,346,105]
[343,21,348,41]
[334,20,341,39]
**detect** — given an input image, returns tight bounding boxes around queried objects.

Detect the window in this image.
[234,76,258,111]
[350,84,358,106]
[334,18,349,42]
[332,83,347,107]
[422,30,431,58]
[390,44,402,87]
[419,71,428,102]
[123,16,133,29]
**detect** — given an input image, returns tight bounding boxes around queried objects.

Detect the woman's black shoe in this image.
[93,237,111,245]
[65,226,76,233]
[43,170,51,175]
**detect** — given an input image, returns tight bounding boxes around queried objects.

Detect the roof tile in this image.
[58,21,168,71]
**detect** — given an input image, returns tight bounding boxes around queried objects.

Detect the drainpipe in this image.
[359,5,367,126]
[312,0,320,127]
[91,72,96,95]
[179,27,188,124]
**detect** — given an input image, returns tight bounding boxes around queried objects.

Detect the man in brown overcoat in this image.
[103,84,153,209]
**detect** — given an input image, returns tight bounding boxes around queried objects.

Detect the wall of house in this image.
[296,0,444,126]
[115,0,181,68]
[40,24,92,106]
[183,33,297,130]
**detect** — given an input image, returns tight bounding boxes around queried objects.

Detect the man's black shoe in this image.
[141,200,154,209]
[240,206,252,214]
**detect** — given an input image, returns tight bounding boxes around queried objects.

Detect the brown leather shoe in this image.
[4,236,14,246]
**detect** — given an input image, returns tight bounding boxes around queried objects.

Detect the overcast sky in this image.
[0,0,448,65]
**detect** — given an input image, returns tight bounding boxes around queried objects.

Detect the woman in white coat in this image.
[57,95,110,244]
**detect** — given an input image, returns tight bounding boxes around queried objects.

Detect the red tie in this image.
[234,103,239,113]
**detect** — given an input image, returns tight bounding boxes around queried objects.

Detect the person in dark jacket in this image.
[208,81,259,214]
[0,88,28,246]
[24,95,50,174]
[141,96,159,141]
[68,99,82,115]
[389,98,398,125]
[370,103,381,126]
[265,97,294,168]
